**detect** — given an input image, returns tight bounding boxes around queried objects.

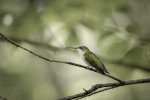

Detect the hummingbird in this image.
[67,46,123,83]
[74,46,109,75]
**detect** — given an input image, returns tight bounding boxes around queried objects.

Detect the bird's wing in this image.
[84,52,109,74]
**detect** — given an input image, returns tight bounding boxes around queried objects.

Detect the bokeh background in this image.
[0,0,150,100]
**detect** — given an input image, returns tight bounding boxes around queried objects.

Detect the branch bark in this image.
[0,37,60,51]
[59,78,150,100]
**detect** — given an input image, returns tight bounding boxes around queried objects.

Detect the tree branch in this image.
[0,33,90,70]
[59,78,150,100]
[0,35,150,73]
[0,33,123,83]
[0,37,60,51]
[77,87,116,100]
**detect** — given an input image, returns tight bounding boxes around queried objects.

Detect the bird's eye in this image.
[79,47,83,50]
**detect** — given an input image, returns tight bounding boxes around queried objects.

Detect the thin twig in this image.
[59,78,150,100]
[0,32,123,83]
[0,33,96,72]
[1,36,150,73]
[104,74,123,83]
[77,87,116,99]
[0,37,60,51]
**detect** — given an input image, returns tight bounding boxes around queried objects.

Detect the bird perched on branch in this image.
[74,46,109,75]
[67,46,123,83]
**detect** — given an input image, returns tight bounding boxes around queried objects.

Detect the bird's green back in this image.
[83,51,109,74]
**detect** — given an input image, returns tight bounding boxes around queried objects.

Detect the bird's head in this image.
[65,46,90,56]
[66,46,90,53]
[75,46,90,53]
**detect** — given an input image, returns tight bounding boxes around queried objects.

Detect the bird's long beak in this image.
[65,47,77,49]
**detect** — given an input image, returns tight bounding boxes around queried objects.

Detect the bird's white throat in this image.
[77,49,85,57]
[77,48,88,65]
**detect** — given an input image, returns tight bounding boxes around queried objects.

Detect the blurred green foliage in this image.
[0,0,150,100]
